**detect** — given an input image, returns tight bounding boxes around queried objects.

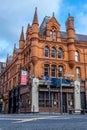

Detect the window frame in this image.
[75,51,80,62]
[51,47,56,58]
[51,65,56,77]
[76,67,81,80]
[58,66,63,77]
[44,64,49,77]
[58,48,63,59]
[50,30,57,41]
[44,47,49,57]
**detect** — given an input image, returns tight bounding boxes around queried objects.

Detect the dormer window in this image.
[50,31,52,39]
[53,31,56,41]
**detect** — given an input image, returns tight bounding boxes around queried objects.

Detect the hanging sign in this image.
[21,70,27,85]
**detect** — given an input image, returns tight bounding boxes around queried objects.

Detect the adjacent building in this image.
[0,8,87,113]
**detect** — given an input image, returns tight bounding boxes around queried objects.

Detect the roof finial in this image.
[32,7,38,24]
[20,26,24,41]
[14,43,16,48]
[52,12,54,17]
[68,13,70,17]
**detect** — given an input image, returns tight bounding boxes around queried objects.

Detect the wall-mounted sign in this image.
[21,70,27,85]
[51,78,71,87]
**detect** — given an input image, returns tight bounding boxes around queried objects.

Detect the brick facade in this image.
[0,8,87,113]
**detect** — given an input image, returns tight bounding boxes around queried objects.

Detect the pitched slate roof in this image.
[39,16,87,42]
[39,16,50,35]
[74,34,87,42]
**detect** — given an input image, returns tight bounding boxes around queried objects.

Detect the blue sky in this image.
[0,0,87,62]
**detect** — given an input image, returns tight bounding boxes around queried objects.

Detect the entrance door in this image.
[81,92,86,109]
[62,93,67,113]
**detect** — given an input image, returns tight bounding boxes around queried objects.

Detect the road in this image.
[0,113,87,130]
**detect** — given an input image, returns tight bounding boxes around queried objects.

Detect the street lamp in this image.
[60,77,63,114]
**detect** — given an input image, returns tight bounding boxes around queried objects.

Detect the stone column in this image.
[31,78,39,112]
[74,80,81,113]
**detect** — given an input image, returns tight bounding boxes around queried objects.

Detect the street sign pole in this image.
[47,81,51,114]
[60,77,63,114]
[45,75,51,114]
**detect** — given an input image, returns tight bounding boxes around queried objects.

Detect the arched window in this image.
[44,64,49,77]
[75,51,79,61]
[44,47,49,57]
[50,30,57,41]
[58,48,63,59]
[51,47,56,58]
[76,67,81,80]
[58,66,63,77]
[51,65,56,77]
[50,31,52,39]
[53,31,56,41]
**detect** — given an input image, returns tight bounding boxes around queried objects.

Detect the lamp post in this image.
[47,80,51,114]
[18,64,21,114]
[60,77,63,114]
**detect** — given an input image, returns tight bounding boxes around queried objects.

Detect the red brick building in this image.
[0,8,87,113]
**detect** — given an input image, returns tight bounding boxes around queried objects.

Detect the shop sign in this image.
[51,78,71,87]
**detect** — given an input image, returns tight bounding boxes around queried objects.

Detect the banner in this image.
[21,70,27,85]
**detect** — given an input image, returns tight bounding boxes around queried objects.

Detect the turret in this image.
[26,23,32,42]
[18,27,25,66]
[19,26,25,49]
[31,8,39,77]
[13,43,16,58]
[66,14,75,42]
[66,14,75,68]
[32,7,39,39]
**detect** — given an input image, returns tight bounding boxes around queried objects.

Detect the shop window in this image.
[39,92,45,107]
[53,93,58,107]
[46,92,52,107]
[68,93,74,109]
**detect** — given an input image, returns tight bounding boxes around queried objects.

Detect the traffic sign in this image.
[45,75,50,81]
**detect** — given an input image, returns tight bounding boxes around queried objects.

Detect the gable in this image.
[47,16,60,30]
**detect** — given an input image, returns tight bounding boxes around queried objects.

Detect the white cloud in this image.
[1,0,87,62]
[83,4,87,9]
[0,0,62,62]
[76,4,87,35]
